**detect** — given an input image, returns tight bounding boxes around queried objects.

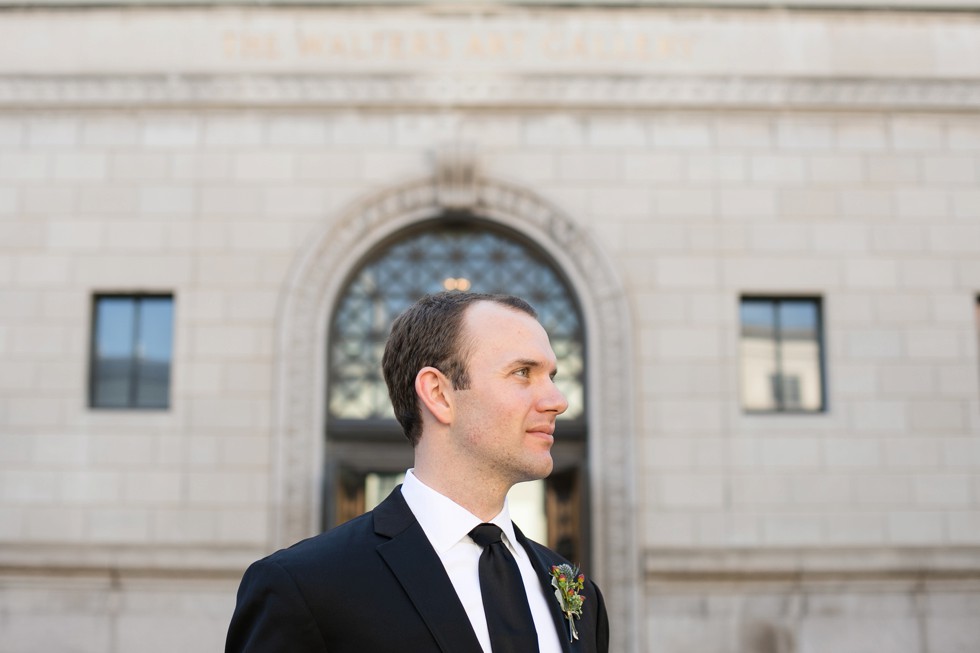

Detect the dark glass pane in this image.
[135,298,173,408]
[739,299,778,411]
[93,297,136,407]
[329,222,585,425]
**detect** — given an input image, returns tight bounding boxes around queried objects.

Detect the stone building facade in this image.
[0,3,978,652]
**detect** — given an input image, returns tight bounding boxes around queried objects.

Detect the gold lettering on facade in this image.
[222,31,281,60]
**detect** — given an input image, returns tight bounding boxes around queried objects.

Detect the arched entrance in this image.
[324,216,589,564]
[274,166,638,650]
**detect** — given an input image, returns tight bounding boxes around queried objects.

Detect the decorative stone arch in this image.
[273,153,639,651]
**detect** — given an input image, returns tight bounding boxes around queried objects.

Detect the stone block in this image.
[642,512,697,546]
[905,329,962,360]
[951,189,980,219]
[897,188,950,219]
[760,438,822,470]
[171,152,233,181]
[824,513,885,544]
[946,512,980,545]
[123,471,183,505]
[186,397,258,430]
[523,114,586,147]
[221,362,271,396]
[855,474,912,506]
[890,117,944,150]
[844,259,898,289]
[0,152,48,180]
[643,437,694,469]
[27,116,78,146]
[750,155,806,184]
[623,153,683,182]
[45,220,104,250]
[61,471,121,504]
[234,152,294,181]
[110,152,171,181]
[791,474,852,506]
[943,437,980,469]
[587,187,651,218]
[53,153,107,181]
[929,225,980,253]
[762,514,823,545]
[152,508,218,543]
[850,400,908,433]
[717,188,777,218]
[655,188,714,217]
[202,115,262,146]
[330,113,392,146]
[871,225,927,253]
[22,186,74,215]
[687,153,747,182]
[654,328,721,360]
[87,508,151,542]
[844,330,903,360]
[886,511,944,544]
[138,186,195,216]
[877,363,936,396]
[731,475,791,506]
[824,438,880,469]
[651,399,724,433]
[229,221,293,251]
[836,118,888,150]
[484,152,556,183]
[914,474,971,507]
[749,223,812,251]
[1,469,61,503]
[459,117,523,148]
[188,471,264,506]
[808,155,865,183]
[0,186,17,215]
[104,221,168,251]
[722,257,841,290]
[866,154,918,183]
[714,117,772,149]
[219,434,269,467]
[654,257,718,288]
[267,115,330,146]
[812,225,868,253]
[77,186,138,214]
[827,294,875,325]
[909,400,966,432]
[923,155,977,185]
[557,151,621,182]
[361,150,426,182]
[939,364,978,398]
[799,616,919,653]
[776,117,834,150]
[0,506,24,540]
[32,433,87,466]
[26,506,85,541]
[873,295,931,324]
[190,325,261,359]
[82,116,140,146]
[652,119,712,149]
[832,363,877,396]
[841,188,892,218]
[90,434,155,466]
[587,116,647,147]
[0,117,24,146]
[659,474,726,509]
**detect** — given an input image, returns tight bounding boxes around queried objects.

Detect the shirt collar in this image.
[401,469,519,555]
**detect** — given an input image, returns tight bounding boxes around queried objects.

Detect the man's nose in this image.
[541,381,569,415]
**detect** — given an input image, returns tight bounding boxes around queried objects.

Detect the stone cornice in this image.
[1,74,978,110]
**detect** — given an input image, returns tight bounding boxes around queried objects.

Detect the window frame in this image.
[739,294,827,414]
[88,292,175,411]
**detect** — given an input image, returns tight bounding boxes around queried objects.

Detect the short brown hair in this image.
[382,292,536,446]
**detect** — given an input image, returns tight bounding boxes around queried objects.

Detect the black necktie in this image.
[469,523,540,653]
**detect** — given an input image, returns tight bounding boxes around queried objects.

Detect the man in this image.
[226,292,609,652]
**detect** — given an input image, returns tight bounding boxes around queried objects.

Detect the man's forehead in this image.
[463,301,556,361]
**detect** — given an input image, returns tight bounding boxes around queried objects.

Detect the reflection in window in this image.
[90,294,174,409]
[740,297,824,412]
[328,220,585,427]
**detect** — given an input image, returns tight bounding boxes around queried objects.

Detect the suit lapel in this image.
[514,525,574,653]
[373,488,483,653]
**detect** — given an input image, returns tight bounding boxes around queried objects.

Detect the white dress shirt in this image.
[400,469,563,653]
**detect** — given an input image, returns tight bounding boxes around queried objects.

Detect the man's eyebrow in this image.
[510,358,559,376]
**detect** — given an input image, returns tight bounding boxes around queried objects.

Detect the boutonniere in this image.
[550,563,586,643]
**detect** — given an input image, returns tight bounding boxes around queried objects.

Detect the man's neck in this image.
[411,462,509,522]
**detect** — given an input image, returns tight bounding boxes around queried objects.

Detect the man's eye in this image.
[514,368,529,377]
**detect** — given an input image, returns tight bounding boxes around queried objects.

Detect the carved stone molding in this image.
[274,170,639,652]
[2,74,979,110]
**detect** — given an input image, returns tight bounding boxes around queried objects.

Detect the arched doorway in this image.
[323,215,589,565]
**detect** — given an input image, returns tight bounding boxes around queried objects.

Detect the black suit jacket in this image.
[226,487,609,652]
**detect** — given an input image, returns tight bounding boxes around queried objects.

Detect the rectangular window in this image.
[90,294,174,409]
[740,296,825,413]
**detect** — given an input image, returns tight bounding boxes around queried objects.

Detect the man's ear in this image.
[415,366,453,426]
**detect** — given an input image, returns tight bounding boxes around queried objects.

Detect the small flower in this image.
[550,563,586,643]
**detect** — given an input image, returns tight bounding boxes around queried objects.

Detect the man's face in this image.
[449,301,569,486]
